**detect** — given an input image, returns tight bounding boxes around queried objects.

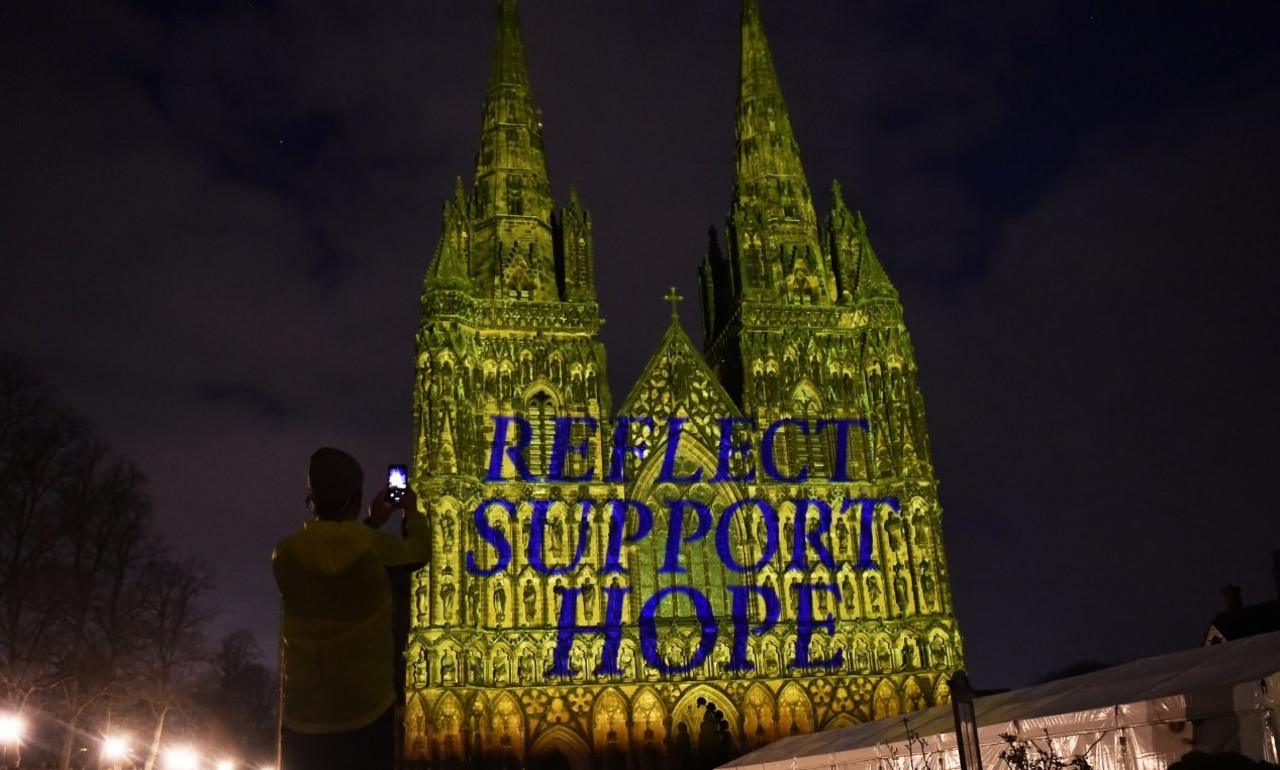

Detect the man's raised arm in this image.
[366,487,430,567]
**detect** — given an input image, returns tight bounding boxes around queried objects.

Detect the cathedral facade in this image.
[404,1,964,768]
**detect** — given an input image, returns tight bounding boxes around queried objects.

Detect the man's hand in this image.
[368,485,419,530]
[397,486,418,516]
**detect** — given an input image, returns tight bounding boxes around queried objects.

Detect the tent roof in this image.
[721,630,1280,769]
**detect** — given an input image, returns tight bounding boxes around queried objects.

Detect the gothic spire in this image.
[730,0,829,302]
[470,0,557,301]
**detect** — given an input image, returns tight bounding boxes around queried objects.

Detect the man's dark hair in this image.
[309,447,363,519]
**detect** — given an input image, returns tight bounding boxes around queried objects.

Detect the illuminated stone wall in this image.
[405,1,964,768]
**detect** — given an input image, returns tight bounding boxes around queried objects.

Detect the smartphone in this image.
[387,464,408,504]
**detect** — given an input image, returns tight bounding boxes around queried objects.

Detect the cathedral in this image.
[405,1,964,768]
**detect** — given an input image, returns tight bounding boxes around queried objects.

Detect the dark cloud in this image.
[2,0,1278,688]
[916,86,1280,677]
[196,381,293,421]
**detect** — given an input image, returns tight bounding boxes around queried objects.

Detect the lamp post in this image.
[950,671,982,770]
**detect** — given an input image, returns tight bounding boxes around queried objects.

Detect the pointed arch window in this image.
[525,390,555,477]
[506,175,524,216]
[791,386,828,479]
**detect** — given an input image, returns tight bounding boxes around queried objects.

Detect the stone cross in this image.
[664,286,683,320]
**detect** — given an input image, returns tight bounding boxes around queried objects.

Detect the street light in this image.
[164,744,201,770]
[216,760,236,770]
[0,713,25,769]
[102,735,130,763]
[0,713,24,744]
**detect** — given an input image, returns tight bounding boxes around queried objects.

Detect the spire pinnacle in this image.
[729,0,825,300]
[469,0,557,300]
[490,0,529,91]
[828,181,896,300]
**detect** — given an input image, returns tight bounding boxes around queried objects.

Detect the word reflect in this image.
[486,414,870,484]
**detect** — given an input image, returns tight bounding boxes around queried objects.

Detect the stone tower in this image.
[407,0,612,762]
[405,2,964,769]
[696,0,964,741]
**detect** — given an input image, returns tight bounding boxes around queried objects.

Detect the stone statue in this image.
[412,648,427,686]
[875,639,892,672]
[550,513,565,554]
[518,650,533,683]
[866,574,882,614]
[581,577,596,619]
[920,560,936,609]
[523,581,537,621]
[442,515,455,551]
[893,568,908,615]
[441,578,455,619]
[466,580,480,625]
[854,638,870,673]
[415,585,430,622]
[930,636,948,669]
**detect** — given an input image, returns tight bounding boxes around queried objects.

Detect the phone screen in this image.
[388,464,408,490]
[388,464,408,504]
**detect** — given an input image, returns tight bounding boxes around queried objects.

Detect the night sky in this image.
[4,0,1280,690]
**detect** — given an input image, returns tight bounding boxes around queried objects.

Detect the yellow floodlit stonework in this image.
[404,1,964,768]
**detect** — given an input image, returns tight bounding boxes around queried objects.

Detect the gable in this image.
[617,320,743,451]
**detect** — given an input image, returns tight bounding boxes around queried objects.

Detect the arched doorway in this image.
[528,749,573,770]
[528,726,590,770]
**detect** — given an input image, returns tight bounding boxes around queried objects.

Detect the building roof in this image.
[1207,598,1280,644]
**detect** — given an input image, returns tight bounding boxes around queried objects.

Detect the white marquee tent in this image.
[720,630,1280,770]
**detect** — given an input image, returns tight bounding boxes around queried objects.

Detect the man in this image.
[273,447,430,769]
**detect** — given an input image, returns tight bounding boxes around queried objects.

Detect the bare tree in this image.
[998,731,1104,770]
[878,718,942,770]
[0,357,240,768]
[0,356,87,708]
[48,440,157,770]
[136,558,212,770]
[194,630,276,761]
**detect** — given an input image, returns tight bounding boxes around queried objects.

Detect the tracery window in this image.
[791,386,828,479]
[507,174,524,216]
[525,390,555,477]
